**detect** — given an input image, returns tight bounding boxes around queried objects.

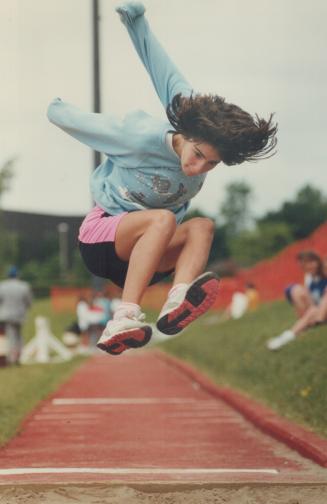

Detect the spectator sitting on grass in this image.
[244,282,260,312]
[285,251,325,317]
[267,251,327,350]
[205,282,260,325]
[224,282,260,320]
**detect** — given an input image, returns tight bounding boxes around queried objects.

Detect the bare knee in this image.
[292,284,307,296]
[306,306,320,326]
[148,209,177,235]
[291,284,310,303]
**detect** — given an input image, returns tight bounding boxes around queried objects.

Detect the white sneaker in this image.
[97,313,152,356]
[156,272,220,336]
[267,330,295,351]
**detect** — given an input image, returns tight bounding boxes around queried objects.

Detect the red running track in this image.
[0,351,326,486]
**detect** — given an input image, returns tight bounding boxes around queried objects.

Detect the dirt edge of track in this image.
[1,483,327,504]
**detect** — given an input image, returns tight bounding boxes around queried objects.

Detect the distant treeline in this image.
[187,182,327,270]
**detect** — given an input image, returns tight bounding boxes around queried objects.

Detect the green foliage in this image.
[15,231,58,265]
[21,255,61,293]
[259,185,327,240]
[0,230,19,278]
[159,301,327,437]
[210,225,230,263]
[20,250,91,295]
[230,221,293,266]
[0,159,14,199]
[69,249,92,286]
[219,181,253,236]
[0,159,18,276]
[213,182,327,267]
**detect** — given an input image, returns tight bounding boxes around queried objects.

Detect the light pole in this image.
[92,0,101,170]
[91,0,105,290]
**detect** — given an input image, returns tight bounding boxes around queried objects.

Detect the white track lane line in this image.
[52,398,217,406]
[0,468,279,476]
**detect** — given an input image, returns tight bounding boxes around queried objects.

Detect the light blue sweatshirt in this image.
[47,1,206,223]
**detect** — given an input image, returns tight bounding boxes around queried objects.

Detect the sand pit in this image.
[1,485,327,504]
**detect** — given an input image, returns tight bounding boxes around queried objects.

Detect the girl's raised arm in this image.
[116,1,193,109]
[47,97,133,156]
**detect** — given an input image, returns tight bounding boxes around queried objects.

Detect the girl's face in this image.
[302,259,320,276]
[180,139,221,176]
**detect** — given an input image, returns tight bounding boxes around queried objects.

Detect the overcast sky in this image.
[1,0,326,220]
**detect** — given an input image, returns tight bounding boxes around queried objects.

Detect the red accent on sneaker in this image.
[177,278,219,328]
[97,327,151,356]
[158,276,219,335]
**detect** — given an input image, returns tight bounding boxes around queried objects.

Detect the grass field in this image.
[0,299,86,447]
[158,300,327,438]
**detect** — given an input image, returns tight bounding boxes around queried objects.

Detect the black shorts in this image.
[79,241,174,289]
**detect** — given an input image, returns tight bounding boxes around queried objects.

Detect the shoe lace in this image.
[126,310,146,322]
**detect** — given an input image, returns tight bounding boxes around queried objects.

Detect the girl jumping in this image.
[48,1,277,356]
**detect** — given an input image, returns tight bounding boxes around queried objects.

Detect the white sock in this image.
[113,302,141,321]
[283,330,295,340]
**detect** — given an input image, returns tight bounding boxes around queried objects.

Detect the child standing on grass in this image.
[48,1,277,356]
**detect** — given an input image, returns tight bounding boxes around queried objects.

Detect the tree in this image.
[0,159,14,198]
[208,224,231,264]
[70,249,92,286]
[0,159,18,276]
[219,181,253,237]
[259,185,327,240]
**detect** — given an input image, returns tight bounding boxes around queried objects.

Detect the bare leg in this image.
[157,217,215,284]
[98,212,216,352]
[291,292,327,335]
[267,289,321,350]
[155,217,218,335]
[115,211,215,304]
[291,306,319,335]
[315,292,327,323]
[290,284,313,317]
[115,209,177,303]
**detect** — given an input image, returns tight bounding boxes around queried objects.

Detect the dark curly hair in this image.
[166,93,278,166]
[297,250,323,277]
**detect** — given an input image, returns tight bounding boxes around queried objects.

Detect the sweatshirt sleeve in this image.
[116,2,193,109]
[47,98,133,156]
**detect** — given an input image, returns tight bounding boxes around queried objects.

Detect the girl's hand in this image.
[115,2,146,25]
